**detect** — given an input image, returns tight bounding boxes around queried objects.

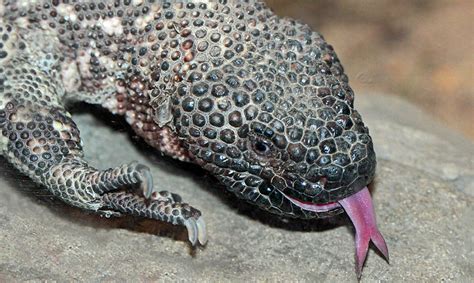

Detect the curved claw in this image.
[134,163,154,199]
[338,187,389,279]
[184,217,208,246]
[196,217,208,245]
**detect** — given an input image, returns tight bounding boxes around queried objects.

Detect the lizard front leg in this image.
[0,60,206,246]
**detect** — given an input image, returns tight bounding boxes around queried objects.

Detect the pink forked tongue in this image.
[338,187,389,278]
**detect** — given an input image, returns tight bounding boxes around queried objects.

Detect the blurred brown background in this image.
[268,0,473,140]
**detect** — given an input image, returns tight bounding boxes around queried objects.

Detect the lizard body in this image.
[0,0,388,277]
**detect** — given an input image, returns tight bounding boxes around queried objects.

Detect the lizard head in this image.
[169,15,376,219]
[144,2,385,275]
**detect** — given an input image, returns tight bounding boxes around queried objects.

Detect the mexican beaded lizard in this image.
[0,0,388,277]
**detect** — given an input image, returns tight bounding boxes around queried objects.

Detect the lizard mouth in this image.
[282,192,341,212]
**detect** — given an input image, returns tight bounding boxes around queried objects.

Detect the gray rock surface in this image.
[1,93,472,282]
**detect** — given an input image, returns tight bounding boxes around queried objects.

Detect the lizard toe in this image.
[151,190,183,203]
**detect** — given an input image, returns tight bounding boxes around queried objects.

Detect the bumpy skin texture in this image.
[0,0,382,275]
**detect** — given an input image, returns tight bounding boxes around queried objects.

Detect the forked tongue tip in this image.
[338,187,389,278]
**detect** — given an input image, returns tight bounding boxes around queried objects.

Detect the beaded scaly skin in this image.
[0,0,388,277]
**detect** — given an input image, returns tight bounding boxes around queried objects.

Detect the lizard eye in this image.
[253,140,271,155]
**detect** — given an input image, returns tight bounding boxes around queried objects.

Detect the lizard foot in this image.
[101,192,207,246]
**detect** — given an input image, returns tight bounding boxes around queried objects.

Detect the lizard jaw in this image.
[283,187,389,278]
